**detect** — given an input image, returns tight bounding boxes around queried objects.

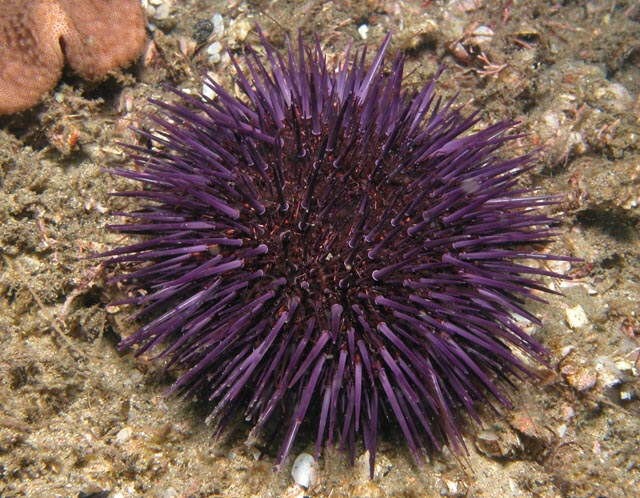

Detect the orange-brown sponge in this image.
[0,0,146,115]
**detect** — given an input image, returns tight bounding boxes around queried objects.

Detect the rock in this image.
[595,358,625,389]
[202,72,216,100]
[467,25,494,47]
[211,13,224,37]
[115,426,133,445]
[438,478,467,497]
[291,452,316,489]
[562,364,597,392]
[620,388,636,402]
[207,41,223,64]
[475,426,522,460]
[565,305,589,329]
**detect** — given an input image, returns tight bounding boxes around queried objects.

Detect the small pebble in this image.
[563,365,597,392]
[207,41,223,64]
[620,389,636,401]
[115,427,133,445]
[202,73,216,100]
[439,479,466,497]
[228,19,251,45]
[445,479,458,495]
[560,345,575,358]
[291,452,316,488]
[358,24,369,40]
[615,359,637,376]
[561,404,576,420]
[475,426,522,459]
[193,19,213,44]
[556,424,568,438]
[468,25,494,46]
[548,259,571,274]
[211,13,224,37]
[595,358,624,388]
[565,304,589,329]
[249,446,261,460]
[179,36,197,58]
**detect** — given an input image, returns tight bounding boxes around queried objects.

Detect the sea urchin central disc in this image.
[104,32,566,473]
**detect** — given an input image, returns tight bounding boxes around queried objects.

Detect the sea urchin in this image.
[103,32,567,473]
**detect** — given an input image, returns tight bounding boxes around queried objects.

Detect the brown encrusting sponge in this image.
[0,0,146,115]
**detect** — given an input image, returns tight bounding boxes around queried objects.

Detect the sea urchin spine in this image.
[103,32,568,474]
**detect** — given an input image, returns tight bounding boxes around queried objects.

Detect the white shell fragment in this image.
[202,72,216,100]
[469,25,494,46]
[291,452,316,488]
[115,426,132,445]
[565,304,589,329]
[207,41,223,64]
[211,13,224,37]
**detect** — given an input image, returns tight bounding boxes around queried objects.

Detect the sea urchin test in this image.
[102,32,568,474]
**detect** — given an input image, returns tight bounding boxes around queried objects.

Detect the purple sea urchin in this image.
[104,32,567,473]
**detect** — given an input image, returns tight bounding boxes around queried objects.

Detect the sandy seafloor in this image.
[1,0,639,497]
